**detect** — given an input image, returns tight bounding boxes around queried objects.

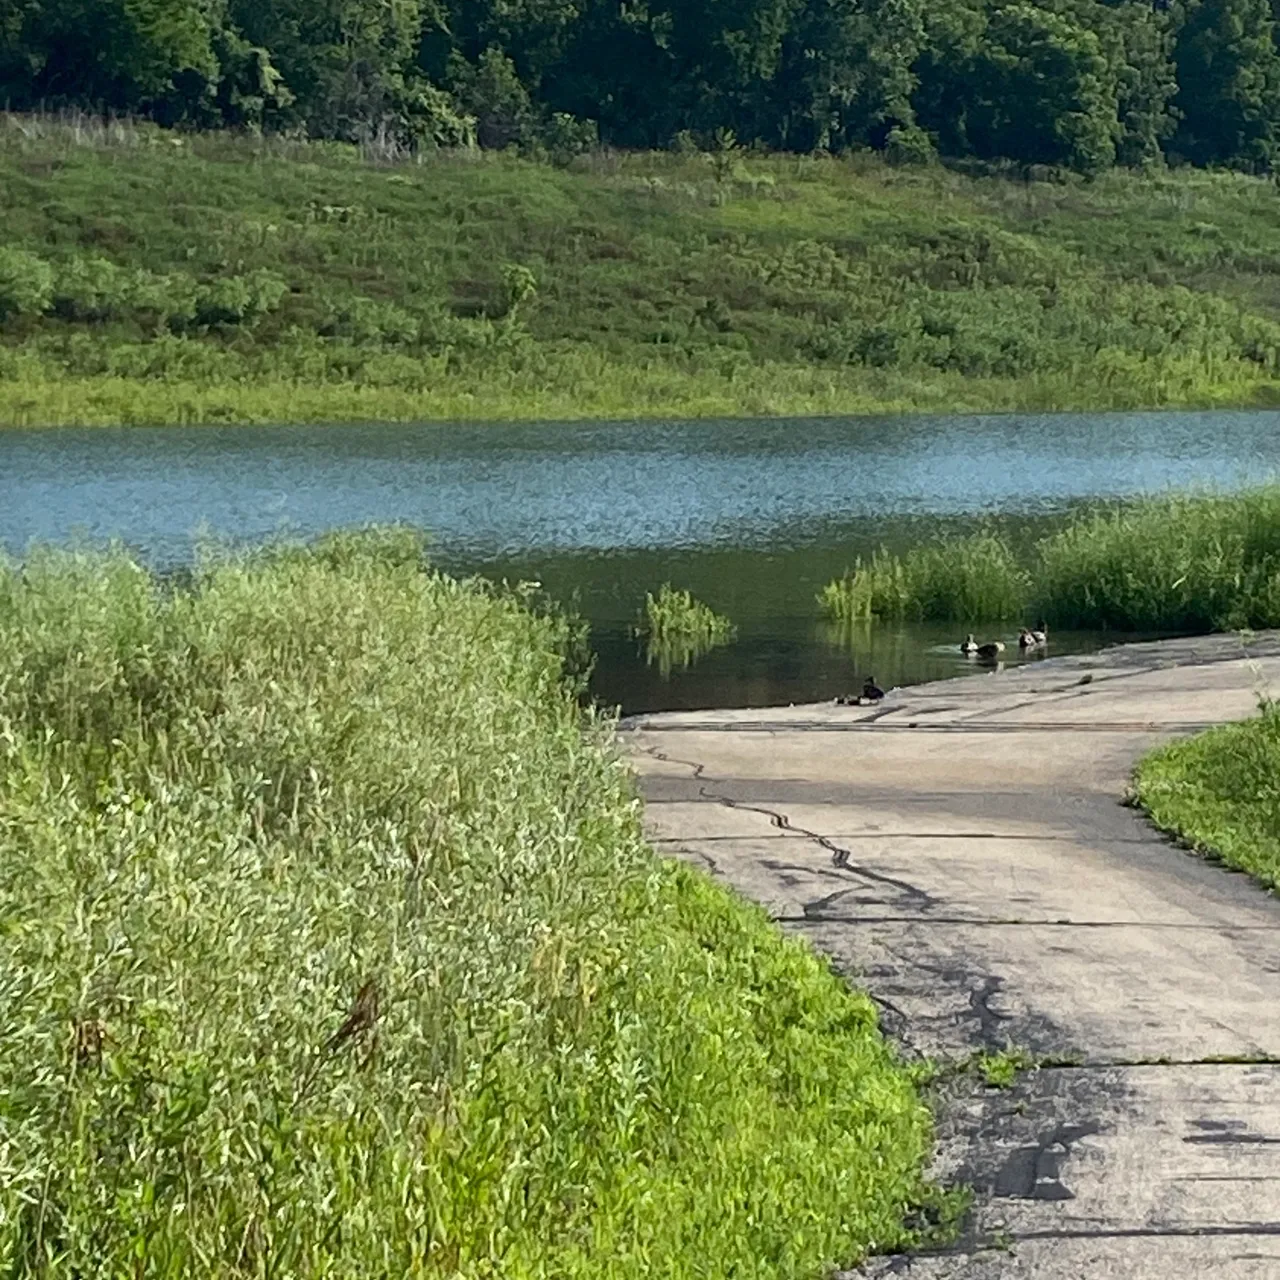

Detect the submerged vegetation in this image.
[821,486,1280,631]
[7,118,1280,423]
[0,532,941,1276]
[1135,702,1280,891]
[637,584,737,675]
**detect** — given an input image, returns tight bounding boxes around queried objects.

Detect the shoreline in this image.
[2,376,1278,429]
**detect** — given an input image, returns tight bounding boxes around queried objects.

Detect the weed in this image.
[0,533,938,1276]
[975,1048,1037,1088]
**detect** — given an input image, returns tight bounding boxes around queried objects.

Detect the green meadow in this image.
[6,115,1280,424]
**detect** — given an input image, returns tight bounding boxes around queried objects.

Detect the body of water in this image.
[2,410,1276,712]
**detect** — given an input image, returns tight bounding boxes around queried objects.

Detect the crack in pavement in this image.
[638,742,941,910]
[779,915,1280,930]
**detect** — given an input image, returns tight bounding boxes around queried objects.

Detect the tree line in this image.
[4,0,1280,173]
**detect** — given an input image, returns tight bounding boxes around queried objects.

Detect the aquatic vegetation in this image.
[1135,701,1280,891]
[639,583,737,643]
[5,122,1280,424]
[0,533,941,1276]
[820,534,1030,622]
[639,583,736,675]
[1035,487,1280,631]
[821,486,1280,632]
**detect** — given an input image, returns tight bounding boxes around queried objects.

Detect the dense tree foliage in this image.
[4,0,1280,170]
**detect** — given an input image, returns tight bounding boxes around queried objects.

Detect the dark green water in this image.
[2,410,1277,712]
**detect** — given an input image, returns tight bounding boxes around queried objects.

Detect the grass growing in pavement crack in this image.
[1134,699,1280,891]
[0,530,953,1276]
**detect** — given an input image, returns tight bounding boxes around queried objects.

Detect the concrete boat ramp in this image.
[622,633,1280,1279]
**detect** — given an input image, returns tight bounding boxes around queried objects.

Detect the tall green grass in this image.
[820,486,1280,631]
[819,534,1031,622]
[1135,702,1280,891]
[0,533,940,1277]
[1036,488,1280,629]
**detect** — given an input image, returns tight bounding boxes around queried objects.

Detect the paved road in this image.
[623,633,1280,1279]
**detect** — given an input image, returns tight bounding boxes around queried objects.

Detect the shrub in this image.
[51,255,131,320]
[194,268,288,326]
[328,295,421,344]
[885,125,937,167]
[125,269,201,330]
[499,262,538,320]
[0,246,54,320]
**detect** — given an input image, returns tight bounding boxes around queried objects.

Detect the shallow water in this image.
[1,410,1277,712]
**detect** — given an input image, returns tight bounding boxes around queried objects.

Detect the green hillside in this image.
[4,116,1280,424]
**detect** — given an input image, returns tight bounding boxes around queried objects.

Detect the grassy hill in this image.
[5,113,1280,424]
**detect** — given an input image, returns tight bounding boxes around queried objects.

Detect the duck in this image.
[976,640,1004,661]
[862,676,886,702]
[1018,622,1049,649]
[961,633,979,655]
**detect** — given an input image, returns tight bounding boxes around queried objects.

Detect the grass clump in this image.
[640,583,737,642]
[637,584,738,675]
[0,532,939,1276]
[1134,702,1280,892]
[820,534,1030,623]
[1035,488,1280,631]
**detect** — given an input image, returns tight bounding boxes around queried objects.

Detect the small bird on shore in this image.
[961,633,978,655]
[976,640,1004,661]
[862,676,886,702]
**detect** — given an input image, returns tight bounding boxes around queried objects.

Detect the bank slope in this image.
[4,117,1280,424]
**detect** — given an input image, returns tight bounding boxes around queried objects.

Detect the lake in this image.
[2,410,1277,712]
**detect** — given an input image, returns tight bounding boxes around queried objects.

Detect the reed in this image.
[1034,488,1280,630]
[0,533,944,1277]
[819,534,1030,622]
[820,486,1280,631]
[639,583,737,643]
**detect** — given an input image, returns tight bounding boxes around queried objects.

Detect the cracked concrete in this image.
[622,632,1280,1278]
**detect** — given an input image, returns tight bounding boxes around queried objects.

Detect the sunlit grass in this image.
[1134,702,1280,891]
[820,486,1280,631]
[3,116,1280,425]
[819,534,1030,623]
[1035,487,1280,630]
[0,533,945,1276]
[639,583,737,642]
